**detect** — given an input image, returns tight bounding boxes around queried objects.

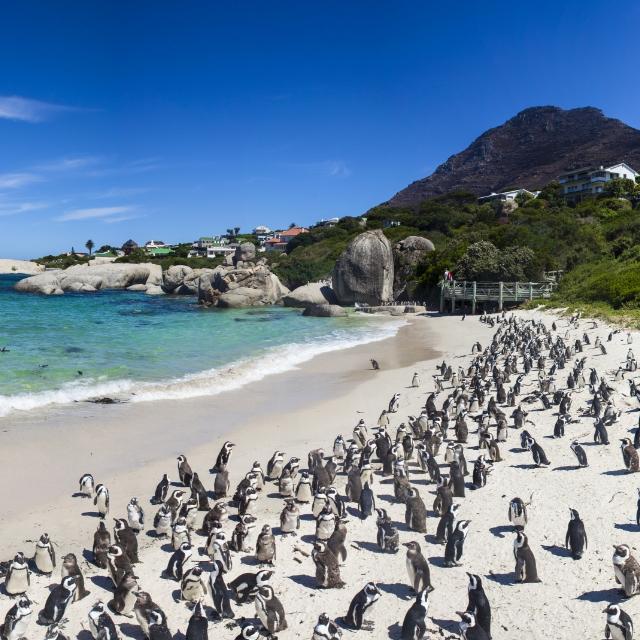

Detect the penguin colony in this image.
[4,311,640,638]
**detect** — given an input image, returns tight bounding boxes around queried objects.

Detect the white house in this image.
[144,240,168,249]
[477,188,539,204]
[315,217,340,227]
[558,163,639,198]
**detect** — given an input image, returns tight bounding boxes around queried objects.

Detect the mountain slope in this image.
[385,106,640,207]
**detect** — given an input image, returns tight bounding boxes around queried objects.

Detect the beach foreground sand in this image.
[2,310,640,639]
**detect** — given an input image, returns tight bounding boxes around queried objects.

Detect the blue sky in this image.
[1,1,639,258]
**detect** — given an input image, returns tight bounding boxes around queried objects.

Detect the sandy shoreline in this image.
[3,309,640,639]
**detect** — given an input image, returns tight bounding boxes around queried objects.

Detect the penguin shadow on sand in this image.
[240,554,261,567]
[81,510,102,518]
[377,581,413,600]
[89,574,112,591]
[489,525,514,539]
[485,571,514,586]
[510,463,539,470]
[576,586,625,604]
[77,630,95,640]
[387,621,403,639]
[300,533,316,544]
[119,622,148,639]
[602,469,630,476]
[553,465,583,471]
[430,617,461,636]
[160,542,175,553]
[287,573,317,589]
[614,522,639,532]
[541,543,571,558]
[354,539,385,554]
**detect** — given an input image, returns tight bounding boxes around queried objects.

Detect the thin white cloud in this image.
[35,155,104,172]
[103,214,143,224]
[0,201,49,217]
[283,159,352,178]
[0,96,79,123]
[55,206,134,222]
[0,172,43,189]
[326,160,351,178]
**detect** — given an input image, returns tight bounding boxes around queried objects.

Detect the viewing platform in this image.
[440,280,556,313]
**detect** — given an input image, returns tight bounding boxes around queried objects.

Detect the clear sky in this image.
[1,1,638,258]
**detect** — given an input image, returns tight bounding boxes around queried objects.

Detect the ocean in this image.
[0,273,401,417]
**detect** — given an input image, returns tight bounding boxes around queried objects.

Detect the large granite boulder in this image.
[15,262,162,295]
[197,264,288,307]
[162,265,214,295]
[393,235,435,299]
[233,242,256,267]
[302,303,347,317]
[282,282,338,308]
[332,230,394,305]
[0,259,45,275]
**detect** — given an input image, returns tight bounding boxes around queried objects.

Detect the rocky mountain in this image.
[385,106,640,207]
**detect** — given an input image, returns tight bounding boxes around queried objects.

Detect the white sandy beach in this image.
[2,310,640,639]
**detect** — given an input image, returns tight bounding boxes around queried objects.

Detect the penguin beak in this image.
[455,611,465,618]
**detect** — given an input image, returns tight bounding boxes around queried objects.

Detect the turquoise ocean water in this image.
[0,273,400,417]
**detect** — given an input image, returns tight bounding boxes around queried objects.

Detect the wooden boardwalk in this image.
[440,280,556,313]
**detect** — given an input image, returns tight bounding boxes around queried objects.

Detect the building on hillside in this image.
[147,246,174,257]
[263,226,309,252]
[252,225,272,238]
[144,240,168,249]
[207,244,237,258]
[558,163,639,200]
[193,236,228,250]
[477,188,539,204]
[315,217,340,227]
[121,239,139,255]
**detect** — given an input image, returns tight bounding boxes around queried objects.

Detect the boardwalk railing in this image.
[440,280,556,313]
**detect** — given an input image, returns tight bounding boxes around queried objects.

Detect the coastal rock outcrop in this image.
[393,235,435,299]
[0,259,45,275]
[301,303,347,317]
[15,262,162,295]
[162,265,215,295]
[332,230,394,306]
[282,282,338,308]
[233,242,256,267]
[197,263,288,308]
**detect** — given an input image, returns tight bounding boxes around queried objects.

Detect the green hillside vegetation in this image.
[269,178,640,310]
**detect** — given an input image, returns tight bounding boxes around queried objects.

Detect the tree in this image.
[603,178,637,199]
[71,246,75,255]
[234,226,240,236]
[85,239,95,255]
[289,222,297,229]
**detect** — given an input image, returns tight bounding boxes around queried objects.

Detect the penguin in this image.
[185,600,209,640]
[92,520,111,569]
[78,473,95,497]
[134,592,166,640]
[312,488,329,518]
[613,544,640,597]
[230,515,257,552]
[312,612,343,640]
[345,466,363,503]
[570,441,588,468]
[435,503,461,545]
[34,532,56,575]
[621,438,640,472]
[256,524,276,565]
[411,372,420,388]
[0,595,32,640]
[278,468,295,497]
[146,609,172,640]
[359,482,375,519]
[457,611,490,640]
[190,472,210,511]
[61,552,89,600]
[229,569,273,604]
[207,532,232,573]
[376,508,399,553]
[513,530,541,583]
[400,586,433,640]
[405,488,428,533]
[107,544,132,587]
[114,518,139,563]
[444,520,471,567]
[295,470,313,504]
[388,392,401,413]
[152,474,170,504]
[164,542,192,581]
[208,559,234,619]
[449,460,466,497]
[180,566,208,603]
[594,418,609,445]
[38,575,77,625]
[94,484,110,519]
[165,488,187,520]
[88,600,118,640]
[466,573,492,639]
[238,486,258,517]
[344,582,381,630]
[312,540,344,588]
[153,504,173,537]
[214,467,230,498]
[4,552,31,595]
[472,456,491,489]
[404,541,432,592]
[327,515,348,563]
[266,451,285,480]
[433,477,453,517]
[127,497,145,532]
[234,624,261,640]
[603,604,634,640]
[525,436,550,467]
[316,505,337,541]
[565,508,587,560]
[172,516,192,550]
[203,502,228,531]
[213,441,235,472]
[253,585,287,636]
[326,486,346,519]
[108,570,138,616]
[177,454,194,486]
